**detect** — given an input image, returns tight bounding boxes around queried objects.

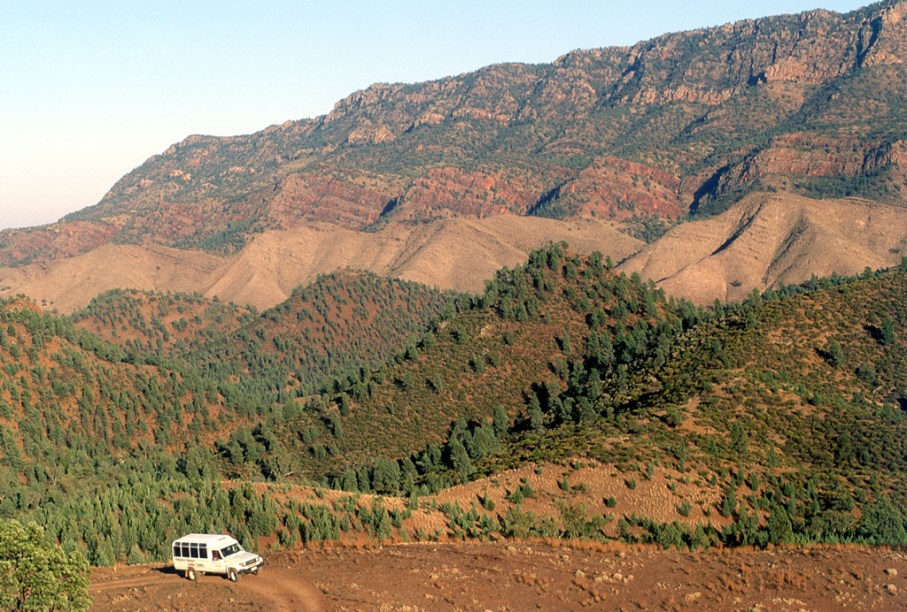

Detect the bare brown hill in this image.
[0,244,225,313]
[3,192,902,312]
[0,216,640,314]
[619,192,907,304]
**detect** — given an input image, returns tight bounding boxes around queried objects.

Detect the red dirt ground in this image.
[89,542,905,610]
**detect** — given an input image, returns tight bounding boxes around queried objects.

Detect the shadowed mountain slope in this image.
[184,270,460,398]
[71,271,459,398]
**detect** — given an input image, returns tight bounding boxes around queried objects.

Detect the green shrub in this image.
[0,520,90,611]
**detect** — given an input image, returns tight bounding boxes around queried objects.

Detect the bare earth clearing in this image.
[90,542,906,611]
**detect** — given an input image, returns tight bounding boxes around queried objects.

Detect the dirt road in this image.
[90,563,325,611]
[90,542,905,610]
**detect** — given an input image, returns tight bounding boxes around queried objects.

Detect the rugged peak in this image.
[856,0,907,67]
[326,82,408,120]
[1,2,903,269]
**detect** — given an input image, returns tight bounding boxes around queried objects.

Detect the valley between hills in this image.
[0,2,906,610]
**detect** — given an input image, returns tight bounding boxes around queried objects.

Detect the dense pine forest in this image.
[0,245,904,575]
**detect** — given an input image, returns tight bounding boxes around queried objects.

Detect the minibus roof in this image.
[172,534,239,547]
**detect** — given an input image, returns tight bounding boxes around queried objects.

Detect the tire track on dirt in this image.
[89,564,325,611]
[234,566,325,611]
[90,572,166,592]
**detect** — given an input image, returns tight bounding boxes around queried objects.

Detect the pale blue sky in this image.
[0,1,868,231]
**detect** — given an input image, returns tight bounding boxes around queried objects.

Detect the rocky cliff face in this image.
[1,1,904,266]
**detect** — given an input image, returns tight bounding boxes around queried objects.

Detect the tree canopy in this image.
[0,519,90,611]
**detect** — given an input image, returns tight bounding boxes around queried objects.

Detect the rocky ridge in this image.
[0,1,904,269]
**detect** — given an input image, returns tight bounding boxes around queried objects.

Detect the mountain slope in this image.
[0,298,261,469]
[2,248,905,568]
[231,244,693,481]
[185,270,460,397]
[2,191,900,312]
[70,289,256,356]
[619,192,907,303]
[0,216,640,313]
[207,246,907,547]
[0,1,904,268]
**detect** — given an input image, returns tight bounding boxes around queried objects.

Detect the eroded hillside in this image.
[620,192,907,303]
[0,216,641,313]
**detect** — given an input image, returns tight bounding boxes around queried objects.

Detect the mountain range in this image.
[0,1,905,580]
[1,1,905,312]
